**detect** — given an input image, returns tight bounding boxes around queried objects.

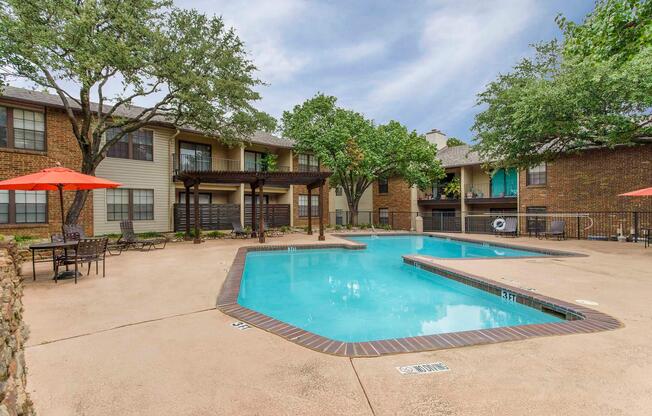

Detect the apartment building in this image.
[0,86,333,237]
[0,87,93,237]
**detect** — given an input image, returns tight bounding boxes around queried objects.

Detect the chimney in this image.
[425,128,448,150]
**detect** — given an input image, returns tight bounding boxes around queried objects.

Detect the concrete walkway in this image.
[22,233,652,415]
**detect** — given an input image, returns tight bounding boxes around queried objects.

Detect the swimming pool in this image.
[237,235,559,343]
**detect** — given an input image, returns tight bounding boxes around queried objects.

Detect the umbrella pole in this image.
[58,184,66,241]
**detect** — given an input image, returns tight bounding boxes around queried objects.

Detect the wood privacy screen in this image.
[244,204,290,228]
[173,203,241,231]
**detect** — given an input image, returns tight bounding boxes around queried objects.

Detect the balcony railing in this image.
[173,153,240,174]
[244,160,290,172]
[464,183,517,199]
[297,164,320,172]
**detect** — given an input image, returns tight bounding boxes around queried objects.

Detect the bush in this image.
[359,223,369,230]
[334,224,343,231]
[204,230,227,239]
[101,233,122,239]
[279,225,291,233]
[138,231,163,239]
[174,229,199,239]
[13,235,36,244]
[346,223,352,230]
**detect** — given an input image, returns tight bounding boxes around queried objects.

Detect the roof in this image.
[0,85,292,148]
[436,144,483,168]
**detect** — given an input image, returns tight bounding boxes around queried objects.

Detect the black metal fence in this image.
[329,211,417,229]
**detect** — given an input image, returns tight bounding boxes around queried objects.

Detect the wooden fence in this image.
[173,204,241,231]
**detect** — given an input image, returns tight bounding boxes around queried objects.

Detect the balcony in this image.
[173,153,240,175]
[296,164,320,173]
[417,184,461,206]
[464,183,517,203]
[243,160,290,172]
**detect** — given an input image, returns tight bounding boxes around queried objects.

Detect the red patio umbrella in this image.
[619,187,652,197]
[0,167,121,238]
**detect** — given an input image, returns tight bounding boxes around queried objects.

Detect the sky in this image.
[8,0,595,142]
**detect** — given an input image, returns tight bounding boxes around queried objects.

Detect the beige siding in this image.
[93,127,173,235]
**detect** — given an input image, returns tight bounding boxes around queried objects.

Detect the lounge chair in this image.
[540,220,566,240]
[496,217,518,237]
[118,220,167,251]
[231,221,248,238]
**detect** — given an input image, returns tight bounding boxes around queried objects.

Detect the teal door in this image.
[491,168,517,197]
[505,168,517,196]
[491,169,505,197]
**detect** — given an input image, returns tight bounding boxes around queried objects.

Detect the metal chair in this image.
[54,238,98,284]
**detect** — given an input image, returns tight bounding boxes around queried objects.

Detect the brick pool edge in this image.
[216,242,620,358]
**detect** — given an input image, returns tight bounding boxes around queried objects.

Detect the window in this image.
[0,107,7,148]
[107,189,130,221]
[245,151,267,172]
[13,109,45,150]
[378,208,389,225]
[178,192,211,204]
[179,142,211,171]
[378,178,389,194]
[245,194,269,205]
[106,128,153,161]
[335,186,343,196]
[298,194,319,217]
[298,154,319,172]
[335,209,344,225]
[0,190,47,224]
[0,191,8,223]
[526,163,546,186]
[526,206,547,233]
[0,106,46,151]
[132,190,154,220]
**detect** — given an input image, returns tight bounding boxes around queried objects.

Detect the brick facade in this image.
[519,144,652,212]
[372,177,414,230]
[0,103,93,237]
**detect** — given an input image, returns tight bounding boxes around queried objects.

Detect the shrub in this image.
[13,235,36,244]
[279,225,291,233]
[138,231,163,239]
[174,229,199,239]
[204,230,227,239]
[359,223,369,230]
[346,223,352,230]
[334,224,343,231]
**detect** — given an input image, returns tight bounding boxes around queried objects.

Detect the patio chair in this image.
[63,223,86,241]
[497,217,518,238]
[54,238,101,284]
[231,221,248,238]
[540,220,566,240]
[118,220,167,251]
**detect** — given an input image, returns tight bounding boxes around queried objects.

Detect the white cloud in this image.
[362,0,539,126]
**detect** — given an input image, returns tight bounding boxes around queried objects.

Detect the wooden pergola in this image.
[175,170,332,243]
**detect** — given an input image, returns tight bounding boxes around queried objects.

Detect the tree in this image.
[446,137,465,147]
[281,94,443,225]
[0,0,275,223]
[473,0,652,168]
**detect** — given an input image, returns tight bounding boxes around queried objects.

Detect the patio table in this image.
[29,240,79,281]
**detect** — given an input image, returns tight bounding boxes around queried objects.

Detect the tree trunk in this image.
[64,155,96,226]
[65,190,90,225]
[347,199,360,226]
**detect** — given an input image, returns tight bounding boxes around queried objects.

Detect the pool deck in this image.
[22,232,652,415]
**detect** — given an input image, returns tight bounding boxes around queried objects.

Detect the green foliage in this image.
[375,224,392,231]
[261,153,278,172]
[204,230,227,239]
[345,223,352,230]
[334,224,343,231]
[444,177,461,199]
[359,223,370,230]
[13,235,36,244]
[281,94,443,221]
[446,137,465,147]
[100,233,122,239]
[0,0,275,223]
[473,0,652,168]
[174,229,199,239]
[279,225,291,233]
[138,231,163,239]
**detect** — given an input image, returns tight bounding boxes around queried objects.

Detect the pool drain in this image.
[396,362,450,375]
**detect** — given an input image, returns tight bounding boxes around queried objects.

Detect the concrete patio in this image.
[22,233,652,415]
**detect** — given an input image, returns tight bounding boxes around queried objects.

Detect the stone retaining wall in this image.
[0,242,35,415]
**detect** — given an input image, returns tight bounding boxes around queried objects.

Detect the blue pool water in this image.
[238,235,559,342]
